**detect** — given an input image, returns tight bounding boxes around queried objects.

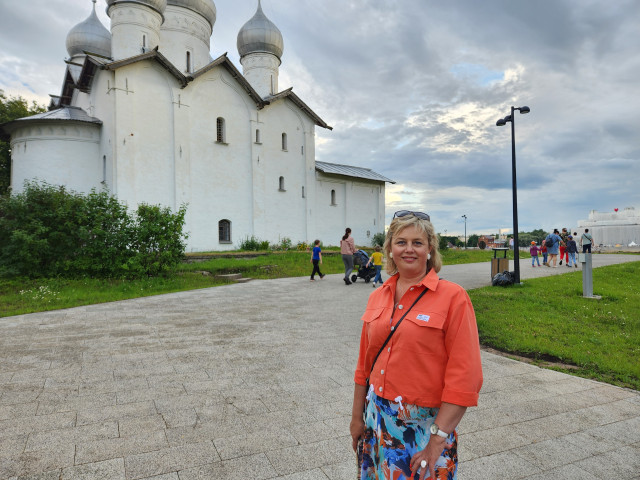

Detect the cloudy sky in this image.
[1,0,638,237]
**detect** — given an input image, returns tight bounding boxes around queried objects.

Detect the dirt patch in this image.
[481,346,580,370]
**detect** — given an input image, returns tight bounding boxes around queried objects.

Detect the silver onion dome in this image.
[237,0,283,59]
[167,0,216,28]
[106,0,167,16]
[66,0,112,58]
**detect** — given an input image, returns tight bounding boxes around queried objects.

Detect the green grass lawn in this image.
[469,261,640,390]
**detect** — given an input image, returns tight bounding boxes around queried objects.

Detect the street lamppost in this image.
[496,105,530,284]
[461,215,467,249]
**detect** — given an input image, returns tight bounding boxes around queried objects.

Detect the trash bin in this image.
[491,247,509,279]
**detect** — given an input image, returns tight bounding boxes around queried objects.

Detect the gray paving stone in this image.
[213,426,299,460]
[520,464,599,480]
[118,414,167,437]
[512,436,594,471]
[0,445,75,478]
[124,441,219,480]
[0,435,27,459]
[76,401,157,426]
[573,444,640,478]
[177,453,277,480]
[458,451,541,479]
[74,430,169,465]
[0,412,76,440]
[24,421,119,452]
[265,437,353,476]
[320,460,356,480]
[15,469,62,480]
[61,458,125,480]
[278,468,331,480]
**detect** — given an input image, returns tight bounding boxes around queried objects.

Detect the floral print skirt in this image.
[360,392,458,480]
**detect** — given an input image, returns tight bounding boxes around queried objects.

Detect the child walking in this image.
[566,235,578,268]
[530,241,541,267]
[366,245,384,287]
[309,240,325,281]
[540,242,548,265]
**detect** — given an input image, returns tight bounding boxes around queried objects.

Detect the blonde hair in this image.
[383,214,442,275]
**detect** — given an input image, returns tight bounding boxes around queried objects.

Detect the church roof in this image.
[315,161,395,184]
[265,88,332,130]
[0,106,102,139]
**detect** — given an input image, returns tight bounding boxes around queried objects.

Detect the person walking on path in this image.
[581,229,594,253]
[540,242,548,266]
[530,241,541,267]
[309,239,325,281]
[544,229,564,267]
[340,228,357,285]
[559,228,570,265]
[566,235,579,267]
[350,210,483,480]
[366,245,384,287]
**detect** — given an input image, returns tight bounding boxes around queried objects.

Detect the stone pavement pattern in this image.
[1,255,639,479]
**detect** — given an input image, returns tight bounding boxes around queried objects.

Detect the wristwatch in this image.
[430,422,449,438]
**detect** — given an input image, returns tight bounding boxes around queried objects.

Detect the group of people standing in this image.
[529,228,594,268]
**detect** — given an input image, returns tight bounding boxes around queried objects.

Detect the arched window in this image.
[218,219,231,243]
[281,132,287,151]
[216,117,226,143]
[279,176,285,191]
[331,189,336,205]
[142,35,146,51]
[186,51,191,73]
[255,129,261,143]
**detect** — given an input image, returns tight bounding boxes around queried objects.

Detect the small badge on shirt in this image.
[416,314,430,322]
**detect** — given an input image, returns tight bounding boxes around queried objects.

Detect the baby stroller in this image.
[351,249,376,283]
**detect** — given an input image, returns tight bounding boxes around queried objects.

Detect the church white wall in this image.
[578,207,640,246]
[160,6,212,74]
[10,122,101,194]
[258,98,312,245]
[314,173,386,247]
[184,67,255,251]
[111,62,176,210]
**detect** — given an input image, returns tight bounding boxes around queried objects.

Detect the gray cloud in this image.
[0,0,638,236]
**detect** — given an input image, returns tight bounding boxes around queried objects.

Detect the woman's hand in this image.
[410,436,446,480]
[350,417,365,452]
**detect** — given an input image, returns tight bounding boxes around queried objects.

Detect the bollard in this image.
[579,253,601,299]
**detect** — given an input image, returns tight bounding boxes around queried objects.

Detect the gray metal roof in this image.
[315,161,395,184]
[66,1,111,58]
[237,0,283,59]
[10,107,102,125]
[167,0,216,28]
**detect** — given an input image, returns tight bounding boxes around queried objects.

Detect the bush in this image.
[0,182,188,278]
[438,235,448,251]
[372,232,386,247]
[478,240,487,250]
[238,235,269,251]
[271,237,292,251]
[296,241,309,251]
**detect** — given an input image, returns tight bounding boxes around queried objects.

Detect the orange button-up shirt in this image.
[354,269,483,407]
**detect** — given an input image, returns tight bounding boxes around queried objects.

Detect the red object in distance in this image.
[615,208,619,212]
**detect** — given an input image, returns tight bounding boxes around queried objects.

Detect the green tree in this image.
[0,90,47,195]
[467,233,479,248]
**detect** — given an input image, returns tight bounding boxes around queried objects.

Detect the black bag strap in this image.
[366,287,429,386]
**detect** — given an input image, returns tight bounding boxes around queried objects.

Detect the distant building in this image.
[577,207,640,246]
[477,235,506,249]
[0,0,394,251]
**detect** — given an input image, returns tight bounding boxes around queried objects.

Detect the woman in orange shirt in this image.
[351,211,483,480]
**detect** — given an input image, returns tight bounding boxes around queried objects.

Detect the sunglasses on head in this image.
[393,210,431,222]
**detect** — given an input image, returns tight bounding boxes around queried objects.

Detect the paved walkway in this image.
[1,255,638,479]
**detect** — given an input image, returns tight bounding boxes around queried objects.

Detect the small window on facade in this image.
[216,117,226,143]
[302,186,305,198]
[281,132,287,151]
[218,219,231,243]
[255,129,261,143]
[279,176,285,191]
[142,35,146,50]
[301,146,304,155]
[331,189,336,205]
[102,155,106,183]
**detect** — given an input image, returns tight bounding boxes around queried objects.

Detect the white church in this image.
[1,0,393,251]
